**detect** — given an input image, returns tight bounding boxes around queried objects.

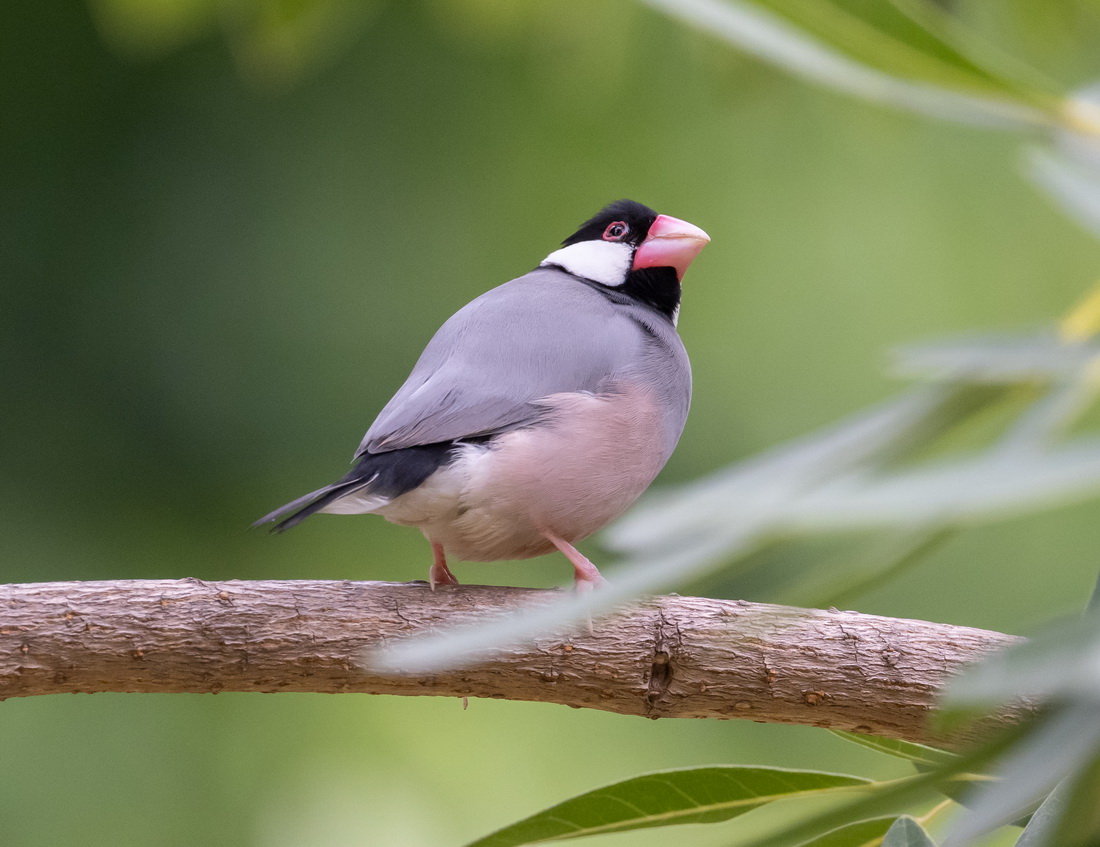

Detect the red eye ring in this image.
[602,221,629,241]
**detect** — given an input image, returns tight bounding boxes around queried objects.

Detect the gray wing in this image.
[356,269,652,457]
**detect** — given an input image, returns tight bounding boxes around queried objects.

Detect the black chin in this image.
[618,266,681,320]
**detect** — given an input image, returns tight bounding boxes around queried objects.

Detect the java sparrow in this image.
[255,200,709,590]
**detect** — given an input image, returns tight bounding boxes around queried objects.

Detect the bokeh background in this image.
[4,2,1100,845]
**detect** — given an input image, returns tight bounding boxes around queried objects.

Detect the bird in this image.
[255,199,709,591]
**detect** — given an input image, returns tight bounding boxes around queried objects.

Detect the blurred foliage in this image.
[88,0,378,88]
[5,0,1100,846]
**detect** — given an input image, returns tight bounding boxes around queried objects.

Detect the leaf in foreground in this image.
[637,0,1047,128]
[945,610,1100,705]
[829,732,955,768]
[944,704,1100,845]
[882,816,937,847]
[724,725,1033,847]
[1016,754,1100,847]
[1014,779,1071,847]
[794,816,898,847]
[463,767,870,847]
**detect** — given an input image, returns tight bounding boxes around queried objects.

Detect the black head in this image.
[561,199,659,250]
[540,199,708,324]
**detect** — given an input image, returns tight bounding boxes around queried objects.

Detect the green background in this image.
[4,2,1100,844]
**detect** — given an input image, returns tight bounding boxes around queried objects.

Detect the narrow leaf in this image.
[945,704,1100,846]
[608,385,979,552]
[795,816,898,847]
[829,732,955,767]
[892,334,1100,383]
[758,0,1007,94]
[776,439,1100,531]
[882,816,937,847]
[780,527,951,609]
[1045,753,1100,847]
[994,378,1100,456]
[1029,141,1100,241]
[884,0,1058,96]
[463,767,870,847]
[727,724,1030,847]
[638,0,1046,128]
[1015,780,1071,847]
[945,611,1100,705]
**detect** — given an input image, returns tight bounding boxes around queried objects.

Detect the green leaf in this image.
[881,816,936,847]
[1006,756,1100,847]
[778,526,951,610]
[883,0,1058,95]
[638,0,1051,128]
[462,767,871,847]
[829,732,955,768]
[1044,753,1100,847]
[608,384,987,553]
[828,731,986,816]
[724,725,1030,847]
[945,705,1100,845]
[1015,781,1071,847]
[751,0,1033,100]
[892,335,1100,383]
[1028,85,1100,243]
[795,816,899,847]
[995,379,1100,455]
[775,439,1100,531]
[612,377,1100,560]
[945,611,1100,706]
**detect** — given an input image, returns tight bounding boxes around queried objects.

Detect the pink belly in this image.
[437,385,674,562]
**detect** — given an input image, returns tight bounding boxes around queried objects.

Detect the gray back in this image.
[357,267,691,457]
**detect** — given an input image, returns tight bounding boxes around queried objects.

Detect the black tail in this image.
[252,478,372,533]
[253,441,464,533]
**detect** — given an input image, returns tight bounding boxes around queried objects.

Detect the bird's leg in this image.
[429,542,460,590]
[541,530,609,593]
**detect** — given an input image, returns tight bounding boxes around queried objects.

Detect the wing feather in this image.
[356,270,645,457]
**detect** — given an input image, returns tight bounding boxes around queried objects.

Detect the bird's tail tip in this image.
[252,484,346,533]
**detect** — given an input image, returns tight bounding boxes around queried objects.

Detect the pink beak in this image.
[631,214,710,281]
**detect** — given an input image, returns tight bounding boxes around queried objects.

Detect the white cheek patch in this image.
[540,240,633,287]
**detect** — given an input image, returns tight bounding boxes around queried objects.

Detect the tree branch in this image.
[0,579,1027,744]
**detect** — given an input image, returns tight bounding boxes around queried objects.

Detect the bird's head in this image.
[540,199,710,321]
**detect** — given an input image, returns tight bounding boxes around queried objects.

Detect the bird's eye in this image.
[602,222,629,241]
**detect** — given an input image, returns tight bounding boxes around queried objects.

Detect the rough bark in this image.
[0,579,1027,745]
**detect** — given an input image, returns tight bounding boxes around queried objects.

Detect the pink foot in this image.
[429,542,459,591]
[541,530,609,593]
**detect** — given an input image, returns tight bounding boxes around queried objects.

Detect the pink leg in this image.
[541,530,609,593]
[429,542,459,590]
